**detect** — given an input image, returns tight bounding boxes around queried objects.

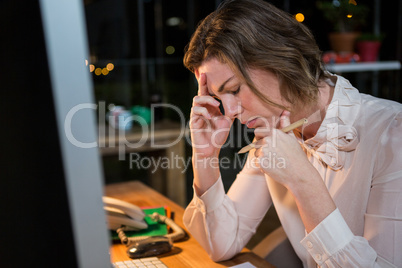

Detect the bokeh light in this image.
[106,63,114,71]
[102,68,109,75]
[166,46,175,55]
[295,13,305,22]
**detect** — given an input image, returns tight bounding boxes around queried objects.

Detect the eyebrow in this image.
[218,76,235,93]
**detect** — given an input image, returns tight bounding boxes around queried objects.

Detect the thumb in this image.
[279,110,297,138]
[279,110,291,129]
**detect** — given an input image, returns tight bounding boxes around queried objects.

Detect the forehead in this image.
[198,58,234,77]
[198,58,238,94]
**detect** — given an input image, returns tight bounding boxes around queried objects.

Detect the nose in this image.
[222,99,241,119]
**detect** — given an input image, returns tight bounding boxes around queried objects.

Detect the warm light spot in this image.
[166,46,175,55]
[89,64,95,72]
[349,0,357,5]
[102,68,109,75]
[94,68,102,76]
[347,14,353,18]
[106,63,114,71]
[295,13,305,22]
[85,59,88,66]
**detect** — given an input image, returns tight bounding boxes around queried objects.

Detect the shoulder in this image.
[357,94,402,136]
[360,94,402,116]
[360,97,402,178]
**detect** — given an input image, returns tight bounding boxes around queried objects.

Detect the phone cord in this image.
[117,212,186,246]
[116,227,130,246]
[149,212,186,242]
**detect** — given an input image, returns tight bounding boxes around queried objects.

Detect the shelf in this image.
[325,61,401,73]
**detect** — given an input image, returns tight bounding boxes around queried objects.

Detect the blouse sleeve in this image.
[183,172,272,262]
[300,112,402,267]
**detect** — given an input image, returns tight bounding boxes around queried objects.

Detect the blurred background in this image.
[82,0,401,205]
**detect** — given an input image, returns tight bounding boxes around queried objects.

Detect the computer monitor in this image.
[0,0,111,267]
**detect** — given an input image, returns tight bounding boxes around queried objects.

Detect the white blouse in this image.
[183,75,402,267]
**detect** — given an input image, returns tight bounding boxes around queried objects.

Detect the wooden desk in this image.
[105,181,274,268]
[99,121,188,206]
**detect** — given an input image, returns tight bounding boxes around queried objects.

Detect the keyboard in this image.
[112,257,168,268]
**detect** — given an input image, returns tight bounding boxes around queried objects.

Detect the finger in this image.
[212,114,235,129]
[251,136,271,157]
[192,95,220,107]
[258,149,273,174]
[197,73,209,96]
[254,127,271,140]
[189,116,211,131]
[191,106,212,119]
[279,110,298,139]
[254,141,272,161]
[253,141,263,157]
[279,110,291,129]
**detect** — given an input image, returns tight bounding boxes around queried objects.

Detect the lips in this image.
[246,118,258,128]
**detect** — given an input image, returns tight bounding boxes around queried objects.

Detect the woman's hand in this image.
[253,111,316,189]
[254,111,337,233]
[190,73,233,158]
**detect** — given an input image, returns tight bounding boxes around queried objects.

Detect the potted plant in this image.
[356,33,384,61]
[317,0,369,53]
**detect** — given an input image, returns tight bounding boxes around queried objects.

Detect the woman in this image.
[182,0,402,267]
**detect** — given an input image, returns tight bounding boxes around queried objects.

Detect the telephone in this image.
[103,196,148,231]
[103,196,186,248]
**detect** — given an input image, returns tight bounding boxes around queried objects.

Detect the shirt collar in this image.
[302,74,361,170]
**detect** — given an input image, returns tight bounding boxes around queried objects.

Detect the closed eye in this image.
[232,87,240,95]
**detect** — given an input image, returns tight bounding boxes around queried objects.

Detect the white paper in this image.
[229,262,257,268]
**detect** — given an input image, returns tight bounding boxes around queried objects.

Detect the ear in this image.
[194,69,200,80]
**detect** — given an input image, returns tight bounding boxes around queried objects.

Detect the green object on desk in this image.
[111,207,168,240]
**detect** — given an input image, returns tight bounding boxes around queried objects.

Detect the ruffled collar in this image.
[301,75,361,170]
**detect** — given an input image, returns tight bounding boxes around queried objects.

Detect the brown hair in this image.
[183,0,328,111]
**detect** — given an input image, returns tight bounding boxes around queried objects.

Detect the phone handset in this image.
[103,196,148,231]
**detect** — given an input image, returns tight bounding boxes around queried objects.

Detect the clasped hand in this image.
[252,111,316,189]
